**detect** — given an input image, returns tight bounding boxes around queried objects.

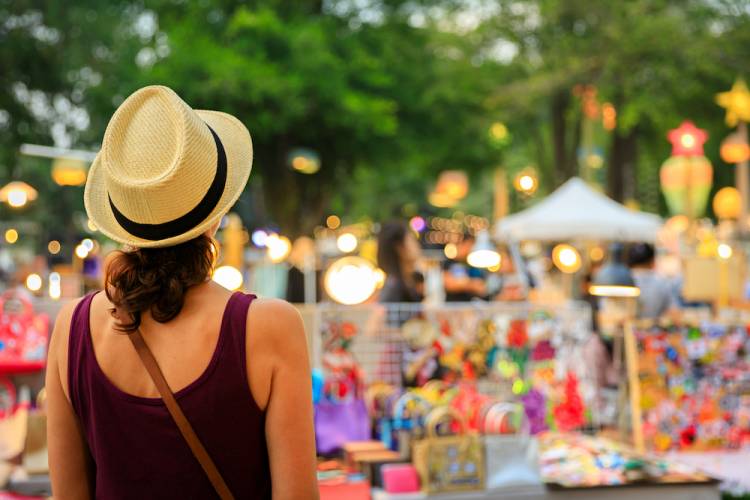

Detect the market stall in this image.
[309,301,720,499]
[495,177,662,243]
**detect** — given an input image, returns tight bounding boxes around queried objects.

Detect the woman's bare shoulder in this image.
[246,298,306,347]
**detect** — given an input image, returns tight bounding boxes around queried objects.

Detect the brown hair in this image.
[104,235,217,333]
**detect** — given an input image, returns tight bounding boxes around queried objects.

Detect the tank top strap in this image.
[67,292,98,416]
[220,292,257,375]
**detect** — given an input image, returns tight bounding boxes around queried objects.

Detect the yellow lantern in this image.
[720,130,750,164]
[713,187,742,219]
[435,170,469,200]
[51,158,88,186]
[716,79,750,127]
[428,191,457,208]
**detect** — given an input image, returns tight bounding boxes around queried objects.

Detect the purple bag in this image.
[314,398,371,454]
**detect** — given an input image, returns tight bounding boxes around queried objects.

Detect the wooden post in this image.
[493,168,509,223]
[737,122,749,232]
[624,320,645,453]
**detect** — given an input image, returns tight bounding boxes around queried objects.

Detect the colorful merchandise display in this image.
[636,323,750,451]
[0,292,48,370]
[540,433,714,488]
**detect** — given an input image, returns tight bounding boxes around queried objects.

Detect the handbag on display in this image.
[481,401,541,490]
[391,392,431,459]
[315,376,371,455]
[412,406,485,494]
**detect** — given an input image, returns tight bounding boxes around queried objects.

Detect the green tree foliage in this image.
[3,0,750,239]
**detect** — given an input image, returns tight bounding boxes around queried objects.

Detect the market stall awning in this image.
[495,177,662,242]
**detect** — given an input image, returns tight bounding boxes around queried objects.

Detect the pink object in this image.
[381,464,420,493]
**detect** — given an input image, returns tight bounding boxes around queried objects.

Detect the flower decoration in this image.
[507,319,529,348]
[552,373,585,432]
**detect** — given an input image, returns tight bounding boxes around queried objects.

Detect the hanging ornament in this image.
[660,156,713,218]
[667,121,708,157]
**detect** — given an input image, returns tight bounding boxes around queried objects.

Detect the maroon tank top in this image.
[68,291,271,499]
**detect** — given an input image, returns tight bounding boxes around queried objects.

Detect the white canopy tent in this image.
[496,177,662,243]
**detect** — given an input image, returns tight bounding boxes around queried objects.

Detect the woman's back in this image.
[48,282,317,499]
[67,285,269,499]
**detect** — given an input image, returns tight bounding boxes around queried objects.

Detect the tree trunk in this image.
[551,90,570,187]
[550,90,579,187]
[607,127,638,203]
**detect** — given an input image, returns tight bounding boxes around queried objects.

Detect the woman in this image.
[376,222,423,303]
[46,86,318,499]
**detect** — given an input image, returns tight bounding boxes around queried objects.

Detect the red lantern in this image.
[667,121,708,157]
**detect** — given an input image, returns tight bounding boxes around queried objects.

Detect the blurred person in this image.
[286,236,321,303]
[377,221,423,303]
[628,243,678,320]
[46,86,317,499]
[443,235,486,301]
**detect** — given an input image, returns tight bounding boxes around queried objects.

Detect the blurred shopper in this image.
[286,236,321,303]
[628,243,678,320]
[443,235,486,301]
[46,86,317,499]
[377,221,423,303]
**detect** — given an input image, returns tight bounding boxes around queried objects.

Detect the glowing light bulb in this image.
[681,133,696,149]
[4,229,18,244]
[718,243,733,260]
[337,233,358,253]
[25,274,42,292]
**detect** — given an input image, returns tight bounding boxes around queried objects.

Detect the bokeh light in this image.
[25,273,42,292]
[5,229,18,244]
[337,233,358,253]
[212,265,244,290]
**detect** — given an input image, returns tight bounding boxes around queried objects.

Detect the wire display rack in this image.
[299,301,601,428]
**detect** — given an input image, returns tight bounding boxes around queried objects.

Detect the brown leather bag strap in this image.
[128,329,235,500]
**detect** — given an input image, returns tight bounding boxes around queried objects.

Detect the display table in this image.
[373,481,721,500]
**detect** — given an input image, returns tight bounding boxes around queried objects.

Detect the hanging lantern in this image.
[667,121,708,157]
[713,187,742,219]
[716,79,750,127]
[720,130,750,164]
[435,170,469,200]
[0,181,38,208]
[287,148,320,174]
[51,158,88,186]
[660,156,713,218]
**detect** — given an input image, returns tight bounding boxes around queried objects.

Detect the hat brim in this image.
[84,110,253,248]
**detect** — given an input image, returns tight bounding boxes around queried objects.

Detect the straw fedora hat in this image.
[84,85,252,248]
